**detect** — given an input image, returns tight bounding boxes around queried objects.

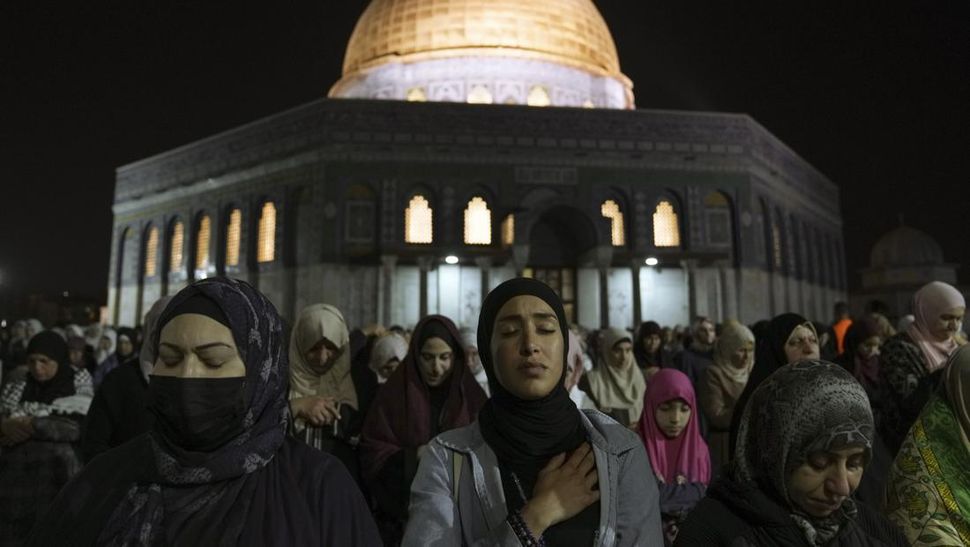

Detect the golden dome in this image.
[342,0,626,80]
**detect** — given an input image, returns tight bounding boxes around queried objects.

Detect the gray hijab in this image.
[139,295,174,382]
[734,359,874,546]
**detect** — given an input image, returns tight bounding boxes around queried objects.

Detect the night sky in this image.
[2,2,968,312]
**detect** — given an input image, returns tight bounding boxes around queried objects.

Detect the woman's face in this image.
[643,333,662,354]
[856,335,881,359]
[609,340,633,368]
[304,338,338,374]
[418,336,454,387]
[377,357,400,381]
[655,398,691,439]
[117,336,134,357]
[931,306,965,342]
[784,325,820,364]
[27,353,59,382]
[153,314,245,378]
[730,341,755,370]
[99,336,112,351]
[490,295,564,400]
[787,446,866,518]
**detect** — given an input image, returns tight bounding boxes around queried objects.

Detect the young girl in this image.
[638,368,711,545]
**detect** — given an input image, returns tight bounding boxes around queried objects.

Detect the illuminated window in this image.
[405,195,433,244]
[463,196,492,245]
[226,209,241,267]
[582,99,595,108]
[653,200,681,247]
[144,226,158,277]
[195,215,211,271]
[406,87,427,102]
[502,214,515,247]
[257,202,276,263]
[169,221,184,270]
[467,85,493,104]
[527,85,551,107]
[601,200,625,246]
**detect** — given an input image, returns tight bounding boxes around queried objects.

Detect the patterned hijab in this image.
[98,277,290,545]
[288,304,356,410]
[944,345,970,443]
[586,327,646,421]
[733,359,874,546]
[908,281,966,372]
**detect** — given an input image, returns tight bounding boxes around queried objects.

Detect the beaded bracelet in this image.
[507,509,547,547]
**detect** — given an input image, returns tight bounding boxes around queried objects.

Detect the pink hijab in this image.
[907,281,966,372]
[637,368,711,485]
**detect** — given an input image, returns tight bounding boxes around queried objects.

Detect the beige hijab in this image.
[586,328,646,421]
[288,304,357,410]
[944,345,970,444]
[713,320,756,384]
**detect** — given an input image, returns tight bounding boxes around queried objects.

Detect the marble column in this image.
[379,254,397,327]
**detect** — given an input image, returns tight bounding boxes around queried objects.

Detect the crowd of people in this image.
[0,276,966,546]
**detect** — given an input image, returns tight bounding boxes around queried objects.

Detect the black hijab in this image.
[115,326,139,361]
[729,313,811,452]
[22,331,76,404]
[633,320,664,368]
[476,278,586,478]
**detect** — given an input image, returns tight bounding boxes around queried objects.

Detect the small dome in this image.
[870,225,945,267]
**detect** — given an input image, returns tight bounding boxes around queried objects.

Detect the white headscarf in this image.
[367,333,409,383]
[97,328,117,365]
[84,323,104,350]
[289,304,356,410]
[585,328,646,423]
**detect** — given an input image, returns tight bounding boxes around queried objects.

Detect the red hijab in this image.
[359,315,488,483]
[637,368,711,484]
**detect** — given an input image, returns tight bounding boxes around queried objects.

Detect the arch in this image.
[527,85,551,107]
[772,208,788,275]
[257,201,276,263]
[404,192,434,244]
[703,191,734,250]
[652,195,682,248]
[143,224,159,278]
[194,212,212,274]
[463,196,492,245]
[789,214,803,279]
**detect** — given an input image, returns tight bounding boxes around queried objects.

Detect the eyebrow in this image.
[159,342,234,352]
[496,313,558,322]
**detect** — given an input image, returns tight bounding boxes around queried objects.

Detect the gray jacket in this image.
[403,409,664,546]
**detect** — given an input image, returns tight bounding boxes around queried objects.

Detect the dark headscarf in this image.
[22,330,76,404]
[634,320,665,368]
[839,317,882,386]
[115,326,139,361]
[27,277,303,546]
[733,359,874,546]
[359,315,487,484]
[729,313,812,452]
[476,278,586,480]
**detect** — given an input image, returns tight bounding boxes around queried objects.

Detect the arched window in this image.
[652,200,681,247]
[405,195,433,244]
[169,220,184,272]
[144,226,158,277]
[345,185,376,245]
[601,200,625,246]
[703,192,732,247]
[467,85,493,104]
[406,87,426,102]
[771,213,785,272]
[463,196,492,245]
[226,208,241,267]
[502,214,515,247]
[257,202,276,263]
[195,215,211,272]
[527,85,551,107]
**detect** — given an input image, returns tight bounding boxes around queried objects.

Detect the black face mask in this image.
[149,376,247,452]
